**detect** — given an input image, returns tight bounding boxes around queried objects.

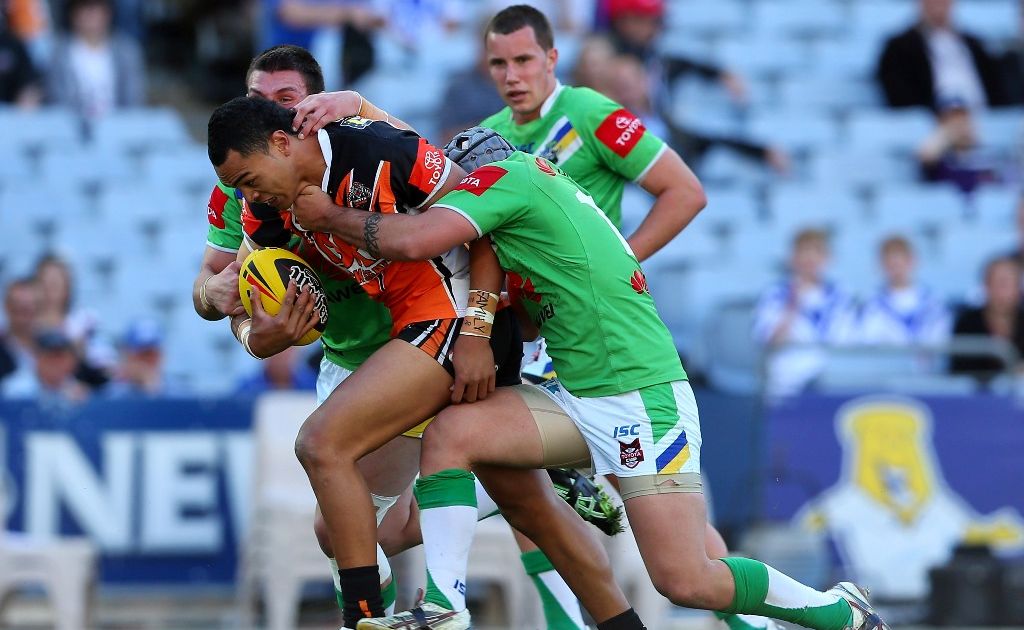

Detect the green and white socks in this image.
[329,544,397,616]
[416,469,479,611]
[720,557,853,630]
[521,549,587,629]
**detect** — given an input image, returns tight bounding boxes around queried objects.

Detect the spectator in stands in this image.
[46,0,144,119]
[876,0,1007,110]
[856,236,951,346]
[0,278,40,384]
[950,256,1024,377]
[105,319,182,397]
[437,33,507,143]
[0,13,42,106]
[32,254,113,387]
[261,1,385,87]
[6,0,51,68]
[2,327,89,403]
[916,98,1004,193]
[235,345,317,395]
[1008,195,1024,270]
[594,51,789,174]
[602,0,748,105]
[753,229,858,397]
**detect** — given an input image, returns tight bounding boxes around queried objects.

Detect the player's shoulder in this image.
[559,85,619,113]
[479,108,513,131]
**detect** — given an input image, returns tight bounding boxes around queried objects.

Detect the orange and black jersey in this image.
[242,118,469,334]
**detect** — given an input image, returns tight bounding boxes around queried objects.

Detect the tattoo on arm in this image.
[363,213,383,258]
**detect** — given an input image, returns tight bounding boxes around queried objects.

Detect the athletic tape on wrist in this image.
[236,319,263,360]
[461,290,498,338]
[199,276,214,311]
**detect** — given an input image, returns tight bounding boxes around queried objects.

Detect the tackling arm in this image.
[192,247,242,320]
[627,148,707,262]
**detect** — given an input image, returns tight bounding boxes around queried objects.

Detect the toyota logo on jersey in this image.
[595,108,646,158]
[409,138,448,195]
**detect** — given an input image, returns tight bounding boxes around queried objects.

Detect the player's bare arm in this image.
[628,147,707,262]
[450,238,504,404]
[291,91,415,139]
[192,247,243,320]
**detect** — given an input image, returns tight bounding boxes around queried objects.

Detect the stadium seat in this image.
[766,185,865,234]
[809,149,918,189]
[975,109,1024,151]
[749,110,841,152]
[144,145,219,193]
[697,146,777,188]
[930,223,1019,300]
[89,107,191,154]
[810,38,886,81]
[849,0,917,42]
[702,299,763,394]
[777,74,880,111]
[0,426,98,630]
[0,106,83,155]
[846,108,935,154]
[750,0,846,37]
[702,187,762,228]
[968,186,1019,227]
[716,35,811,78]
[871,184,967,233]
[664,0,747,35]
[237,392,328,630]
[38,146,136,190]
[957,0,1020,40]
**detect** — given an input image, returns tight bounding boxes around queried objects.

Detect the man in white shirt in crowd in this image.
[857,236,951,347]
[753,229,858,397]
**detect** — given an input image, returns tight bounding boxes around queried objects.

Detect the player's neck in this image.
[512,81,558,125]
[295,137,328,189]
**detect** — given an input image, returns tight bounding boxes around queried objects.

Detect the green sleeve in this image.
[205,182,244,252]
[573,88,666,182]
[431,162,526,237]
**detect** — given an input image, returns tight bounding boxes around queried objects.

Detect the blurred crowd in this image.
[2,0,1024,401]
[0,253,318,404]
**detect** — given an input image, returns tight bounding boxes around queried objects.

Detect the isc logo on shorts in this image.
[612,423,641,438]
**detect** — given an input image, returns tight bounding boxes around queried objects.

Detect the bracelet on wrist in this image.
[199,276,214,311]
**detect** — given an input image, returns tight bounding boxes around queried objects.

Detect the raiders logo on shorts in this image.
[619,438,644,469]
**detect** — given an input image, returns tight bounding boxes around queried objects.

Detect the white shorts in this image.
[537,379,702,478]
[316,357,354,407]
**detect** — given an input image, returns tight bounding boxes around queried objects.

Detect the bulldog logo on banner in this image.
[795,396,1024,599]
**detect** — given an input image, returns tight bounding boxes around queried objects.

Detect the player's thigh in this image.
[625,491,715,586]
[357,435,421,498]
[423,384,590,470]
[303,338,453,459]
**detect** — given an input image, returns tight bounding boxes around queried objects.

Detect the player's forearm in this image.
[325,209,441,261]
[627,182,706,262]
[193,266,223,321]
[468,239,504,295]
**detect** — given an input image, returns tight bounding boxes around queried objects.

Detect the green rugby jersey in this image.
[479,83,666,229]
[205,183,391,371]
[433,153,685,397]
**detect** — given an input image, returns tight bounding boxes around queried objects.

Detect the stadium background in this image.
[0,0,1022,628]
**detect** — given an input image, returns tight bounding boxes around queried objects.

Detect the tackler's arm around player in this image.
[449,238,504,404]
[626,148,706,263]
[193,249,244,320]
[290,90,414,140]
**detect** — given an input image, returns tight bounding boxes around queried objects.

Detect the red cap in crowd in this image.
[608,0,665,20]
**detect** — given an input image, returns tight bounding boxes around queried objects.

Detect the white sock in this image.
[474,478,500,520]
[421,504,476,611]
[329,546,396,615]
[537,568,586,627]
[765,564,840,608]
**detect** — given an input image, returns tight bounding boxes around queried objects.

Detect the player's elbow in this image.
[391,233,436,262]
[682,178,707,215]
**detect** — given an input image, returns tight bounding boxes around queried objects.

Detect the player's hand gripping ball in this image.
[239,248,329,345]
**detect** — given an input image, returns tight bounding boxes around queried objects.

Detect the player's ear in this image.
[270,130,292,156]
[547,47,558,71]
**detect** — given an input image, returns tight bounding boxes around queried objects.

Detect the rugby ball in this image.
[239,248,328,346]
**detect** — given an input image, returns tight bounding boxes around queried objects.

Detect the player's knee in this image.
[421,408,475,458]
[294,414,334,471]
[650,564,715,608]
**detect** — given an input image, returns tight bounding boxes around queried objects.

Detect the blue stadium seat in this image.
[809,149,918,188]
[90,107,191,153]
[697,146,778,187]
[716,35,811,77]
[766,185,865,234]
[849,0,917,41]
[0,147,37,186]
[957,0,1020,40]
[0,106,83,155]
[777,75,880,111]
[750,0,846,37]
[929,222,1019,300]
[38,146,136,190]
[727,223,790,271]
[701,300,763,394]
[871,184,967,233]
[846,108,935,154]
[968,186,1019,227]
[144,145,218,193]
[665,0,747,35]
[975,109,1024,150]
[811,38,885,80]
[748,110,840,151]
[702,187,762,229]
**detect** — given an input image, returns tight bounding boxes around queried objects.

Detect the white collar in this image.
[540,81,564,118]
[317,128,332,190]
